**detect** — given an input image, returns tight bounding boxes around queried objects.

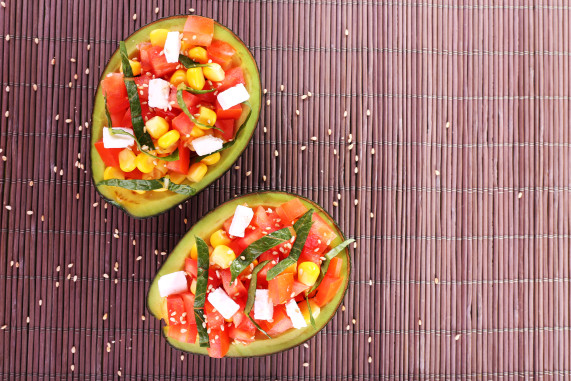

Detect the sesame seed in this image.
[38,300,42,306]
[71,346,76,353]
[86,44,91,50]
[300,146,306,151]
[435,169,440,176]
[0,325,6,330]
[348,143,354,150]
[34,37,39,44]
[56,265,61,272]
[280,84,284,91]
[337,193,342,200]
[368,356,372,363]
[132,13,137,20]
[155,7,159,13]
[303,363,309,367]
[446,121,450,128]
[4,34,9,41]
[0,2,5,7]
[311,136,317,141]
[55,114,60,120]
[295,110,300,116]
[371,148,375,155]
[354,199,359,206]
[352,318,356,324]
[4,111,8,118]
[263,126,267,133]
[341,305,346,311]
[366,109,371,116]
[189,8,195,12]
[343,110,348,117]
[71,365,75,372]
[234,165,240,170]
[136,256,142,261]
[51,58,55,65]
[328,129,332,135]
[301,94,307,100]
[26,210,33,215]
[355,155,359,162]
[307,91,312,97]
[102,313,108,320]
[368,336,372,343]
[263,89,268,94]
[346,325,350,331]
[455,334,461,341]
[85,68,90,75]
[354,167,358,174]
[418,319,422,326]
[266,99,271,106]
[370,212,374,218]
[26,316,29,323]
[369,279,373,286]
[5,86,9,92]
[263,175,267,181]
[117,370,122,377]
[32,84,38,91]
[518,192,523,199]
[5,205,11,210]
[274,150,279,157]
[345,29,349,36]
[246,171,252,176]
[333,201,338,207]
[304,343,309,349]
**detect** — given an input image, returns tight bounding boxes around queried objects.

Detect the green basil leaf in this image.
[308,239,355,294]
[192,105,253,163]
[243,260,271,339]
[182,85,216,95]
[108,128,180,162]
[194,309,209,348]
[230,227,293,282]
[266,209,314,280]
[97,177,196,196]
[193,236,210,347]
[119,41,154,149]
[178,54,211,68]
[306,295,317,329]
[104,96,113,127]
[176,89,223,133]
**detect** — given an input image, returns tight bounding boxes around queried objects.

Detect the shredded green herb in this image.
[181,85,216,95]
[97,177,196,195]
[244,260,271,339]
[308,239,355,294]
[306,295,317,329]
[108,128,180,162]
[104,96,113,127]
[176,89,223,132]
[119,41,154,149]
[229,227,293,282]
[266,209,314,280]
[178,54,212,69]
[194,236,210,347]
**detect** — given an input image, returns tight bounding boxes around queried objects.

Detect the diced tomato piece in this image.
[280,199,309,221]
[215,99,242,119]
[327,257,343,278]
[257,261,274,289]
[183,16,214,47]
[207,326,230,358]
[223,217,233,234]
[148,45,179,77]
[207,40,236,70]
[101,73,129,113]
[314,275,343,307]
[109,109,125,127]
[118,108,133,129]
[268,272,294,305]
[311,214,338,246]
[262,305,293,337]
[298,248,323,266]
[207,268,222,290]
[184,258,198,278]
[252,206,271,229]
[165,141,191,174]
[167,323,197,343]
[165,295,186,326]
[259,250,279,263]
[291,281,310,299]
[134,75,150,101]
[171,113,195,137]
[94,141,122,167]
[169,88,200,111]
[205,300,225,329]
[124,168,144,180]
[234,229,264,251]
[195,82,217,103]
[180,292,196,326]
[228,325,255,343]
[220,269,248,300]
[214,119,235,142]
[275,206,293,225]
[152,107,179,123]
[216,67,245,92]
[138,42,154,73]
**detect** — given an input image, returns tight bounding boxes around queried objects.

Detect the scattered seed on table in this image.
[234,165,240,170]
[341,305,345,311]
[117,370,122,377]
[368,336,372,343]
[246,171,251,177]
[1,325,6,330]
[300,146,306,151]
[85,68,90,75]
[26,317,30,324]
[71,346,76,354]
[51,58,55,65]
[263,126,267,133]
[352,318,356,324]
[86,44,91,50]
[155,7,159,13]
[280,84,284,91]
[301,94,307,100]
[274,150,279,157]
[371,148,375,155]
[92,202,98,208]
[102,313,108,320]
[136,256,142,261]
[518,192,523,199]
[455,334,461,340]
[263,175,267,181]
[333,201,338,207]
[189,8,195,13]
[348,143,354,150]
[132,13,137,20]
[333,149,337,155]
[103,273,109,278]
[337,193,341,200]
[4,34,9,41]
[303,363,309,367]
[141,315,146,321]
[369,280,373,286]
[354,167,358,174]
[266,99,271,106]
[5,205,11,210]
[418,319,422,326]
[310,136,317,141]
[71,365,75,372]
[26,210,33,215]
[263,89,267,94]
[4,111,9,118]
[29,181,33,186]
[435,169,440,176]
[5,86,9,92]
[370,212,374,218]
[435,277,439,284]
[366,109,371,116]
[38,300,42,306]
[345,29,349,36]
[0,2,5,8]
[307,91,312,97]
[346,325,350,331]
[295,110,300,116]
[328,129,332,135]
[303,343,309,349]
[368,356,372,364]
[56,265,61,272]
[354,199,359,206]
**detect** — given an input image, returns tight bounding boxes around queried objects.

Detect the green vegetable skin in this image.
[147,191,351,357]
[90,16,261,218]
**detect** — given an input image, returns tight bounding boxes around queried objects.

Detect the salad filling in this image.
[95,16,252,195]
[156,198,354,358]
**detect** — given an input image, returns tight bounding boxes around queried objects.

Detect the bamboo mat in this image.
[1,0,570,379]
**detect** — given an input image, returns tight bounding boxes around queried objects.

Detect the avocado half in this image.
[90,16,262,218]
[147,191,351,357]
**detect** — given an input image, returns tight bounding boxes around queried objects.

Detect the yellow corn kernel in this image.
[202,63,225,82]
[283,261,298,274]
[196,106,217,127]
[186,67,205,90]
[170,69,188,87]
[157,130,180,149]
[103,166,125,180]
[298,299,321,325]
[252,259,259,267]
[190,244,198,260]
[120,59,142,76]
[168,171,187,184]
[145,116,169,139]
[210,229,231,247]
[118,149,137,172]
[187,162,207,183]
[190,278,197,294]
[188,47,208,63]
[150,28,169,47]
[298,261,320,286]
[201,152,220,166]
[210,245,236,269]
[189,126,205,139]
[135,153,155,174]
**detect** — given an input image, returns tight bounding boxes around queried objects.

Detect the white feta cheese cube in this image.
[285,299,307,329]
[228,205,254,238]
[254,289,274,321]
[158,271,188,297]
[207,287,240,320]
[102,127,135,149]
[148,78,171,110]
[191,135,224,156]
[163,31,181,63]
[216,83,250,110]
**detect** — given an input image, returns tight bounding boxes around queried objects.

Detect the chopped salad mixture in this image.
[95,16,251,194]
[157,198,353,357]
